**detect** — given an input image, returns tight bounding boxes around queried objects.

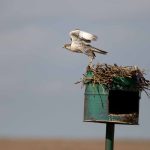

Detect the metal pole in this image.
[105,123,115,150]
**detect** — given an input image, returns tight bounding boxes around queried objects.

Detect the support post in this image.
[105,123,115,150]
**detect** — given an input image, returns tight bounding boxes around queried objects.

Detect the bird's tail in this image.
[91,46,108,55]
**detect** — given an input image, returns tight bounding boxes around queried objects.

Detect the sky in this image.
[0,0,150,139]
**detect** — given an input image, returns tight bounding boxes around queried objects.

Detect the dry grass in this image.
[0,139,149,150]
[82,64,150,90]
[75,64,150,97]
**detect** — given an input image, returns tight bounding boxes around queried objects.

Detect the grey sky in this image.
[0,0,150,139]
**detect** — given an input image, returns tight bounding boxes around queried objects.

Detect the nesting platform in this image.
[81,64,150,125]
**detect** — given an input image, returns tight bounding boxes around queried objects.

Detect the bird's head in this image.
[63,44,71,50]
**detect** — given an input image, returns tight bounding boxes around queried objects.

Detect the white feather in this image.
[70,29,97,42]
[79,30,97,41]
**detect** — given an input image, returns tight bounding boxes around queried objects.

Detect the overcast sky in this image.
[0,0,150,139]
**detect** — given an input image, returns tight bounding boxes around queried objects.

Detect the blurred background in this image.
[0,0,150,141]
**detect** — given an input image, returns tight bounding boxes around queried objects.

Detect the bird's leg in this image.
[82,49,94,68]
[88,57,93,68]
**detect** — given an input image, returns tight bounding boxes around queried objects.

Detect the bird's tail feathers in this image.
[91,46,108,55]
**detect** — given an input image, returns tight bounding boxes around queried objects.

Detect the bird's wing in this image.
[70,29,97,43]
[79,30,97,41]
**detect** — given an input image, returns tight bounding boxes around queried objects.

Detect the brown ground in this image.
[0,139,149,150]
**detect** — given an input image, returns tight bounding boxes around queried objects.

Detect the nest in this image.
[76,64,150,96]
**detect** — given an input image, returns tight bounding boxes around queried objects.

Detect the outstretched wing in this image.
[79,30,97,41]
[69,29,97,43]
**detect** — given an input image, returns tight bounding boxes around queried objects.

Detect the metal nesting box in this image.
[84,71,141,125]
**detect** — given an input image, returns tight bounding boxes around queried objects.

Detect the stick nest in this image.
[77,64,150,95]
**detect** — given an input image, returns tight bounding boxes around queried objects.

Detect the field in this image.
[0,139,149,150]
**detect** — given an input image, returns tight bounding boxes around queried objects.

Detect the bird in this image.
[63,29,108,67]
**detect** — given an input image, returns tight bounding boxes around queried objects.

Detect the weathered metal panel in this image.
[84,84,108,122]
[84,71,140,125]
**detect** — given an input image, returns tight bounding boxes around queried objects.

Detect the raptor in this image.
[63,29,108,66]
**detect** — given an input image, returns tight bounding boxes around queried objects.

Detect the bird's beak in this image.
[62,45,65,48]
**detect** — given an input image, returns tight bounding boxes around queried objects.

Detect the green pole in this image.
[105,123,115,150]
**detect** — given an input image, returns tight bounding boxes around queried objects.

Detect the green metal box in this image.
[84,73,141,125]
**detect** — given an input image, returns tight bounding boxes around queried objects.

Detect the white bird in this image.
[63,29,108,67]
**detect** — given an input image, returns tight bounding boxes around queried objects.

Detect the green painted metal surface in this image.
[111,77,138,90]
[84,70,140,125]
[84,83,109,122]
[84,70,108,121]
